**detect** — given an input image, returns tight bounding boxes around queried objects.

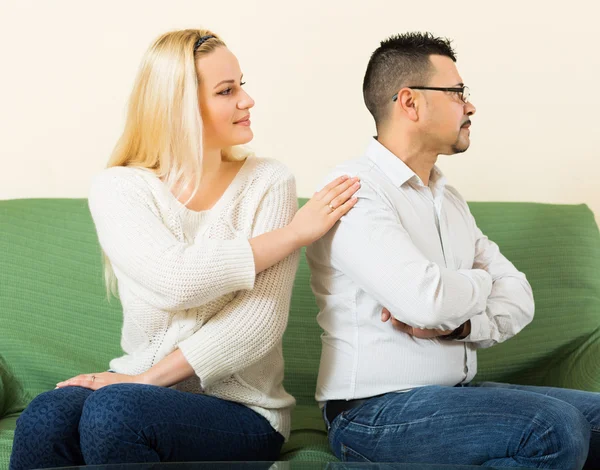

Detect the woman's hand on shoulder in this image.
[287,175,360,247]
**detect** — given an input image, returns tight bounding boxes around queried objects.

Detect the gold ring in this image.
[328,203,336,213]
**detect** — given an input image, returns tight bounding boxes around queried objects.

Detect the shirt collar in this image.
[365,137,447,194]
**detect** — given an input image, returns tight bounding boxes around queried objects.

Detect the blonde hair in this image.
[103,29,250,297]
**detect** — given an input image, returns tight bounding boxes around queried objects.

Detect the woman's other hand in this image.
[56,372,144,391]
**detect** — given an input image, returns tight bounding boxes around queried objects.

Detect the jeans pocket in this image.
[341,443,372,462]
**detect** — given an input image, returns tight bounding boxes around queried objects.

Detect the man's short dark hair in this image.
[363,32,457,127]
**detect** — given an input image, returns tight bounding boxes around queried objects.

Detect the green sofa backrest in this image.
[1,198,599,419]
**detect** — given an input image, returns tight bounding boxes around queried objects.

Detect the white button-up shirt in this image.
[306,138,535,403]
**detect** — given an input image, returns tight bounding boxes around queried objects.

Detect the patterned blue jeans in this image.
[9,383,284,469]
[324,382,600,468]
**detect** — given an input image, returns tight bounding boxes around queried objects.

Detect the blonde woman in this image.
[10,29,359,468]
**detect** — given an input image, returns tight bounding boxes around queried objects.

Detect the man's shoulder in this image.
[317,156,377,192]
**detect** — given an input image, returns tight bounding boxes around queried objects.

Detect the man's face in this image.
[419,55,476,155]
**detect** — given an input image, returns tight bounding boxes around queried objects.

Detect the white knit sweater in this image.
[88,156,299,439]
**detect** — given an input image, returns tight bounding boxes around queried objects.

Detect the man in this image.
[306,32,599,468]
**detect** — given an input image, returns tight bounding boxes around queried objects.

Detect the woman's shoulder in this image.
[249,156,295,188]
[89,166,159,204]
[92,166,157,189]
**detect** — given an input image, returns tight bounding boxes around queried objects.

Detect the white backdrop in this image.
[1,0,598,221]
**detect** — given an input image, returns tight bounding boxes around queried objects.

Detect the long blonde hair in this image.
[103,29,249,297]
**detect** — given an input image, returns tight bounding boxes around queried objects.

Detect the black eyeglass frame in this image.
[392,86,470,103]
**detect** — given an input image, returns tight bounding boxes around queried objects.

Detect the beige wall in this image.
[1,0,598,222]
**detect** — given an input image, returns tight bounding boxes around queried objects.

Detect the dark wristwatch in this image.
[443,322,468,340]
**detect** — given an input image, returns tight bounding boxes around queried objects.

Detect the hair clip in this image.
[194,35,216,51]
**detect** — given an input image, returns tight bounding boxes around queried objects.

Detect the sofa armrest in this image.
[0,375,4,419]
[0,356,27,418]
[0,356,9,418]
[544,329,600,393]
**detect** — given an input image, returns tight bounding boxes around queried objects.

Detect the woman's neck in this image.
[201,147,224,177]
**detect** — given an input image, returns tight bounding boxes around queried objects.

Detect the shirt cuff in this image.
[457,312,491,343]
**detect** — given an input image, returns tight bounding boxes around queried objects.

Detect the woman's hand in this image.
[288,175,360,247]
[249,175,361,274]
[56,372,144,391]
[55,350,195,391]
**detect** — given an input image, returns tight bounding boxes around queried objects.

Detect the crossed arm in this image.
[330,181,534,346]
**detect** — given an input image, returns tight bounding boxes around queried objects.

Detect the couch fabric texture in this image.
[1,198,599,466]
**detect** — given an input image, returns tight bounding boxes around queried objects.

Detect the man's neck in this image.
[377,134,438,187]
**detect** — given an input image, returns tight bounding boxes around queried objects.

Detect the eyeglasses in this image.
[392,86,470,104]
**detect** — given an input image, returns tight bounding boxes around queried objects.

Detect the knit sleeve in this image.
[88,169,256,311]
[178,169,299,389]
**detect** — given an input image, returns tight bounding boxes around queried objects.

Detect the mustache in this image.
[461,120,472,128]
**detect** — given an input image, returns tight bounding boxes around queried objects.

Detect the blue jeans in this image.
[9,383,284,469]
[324,382,600,469]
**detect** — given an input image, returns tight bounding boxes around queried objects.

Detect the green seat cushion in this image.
[281,430,334,462]
[280,405,334,461]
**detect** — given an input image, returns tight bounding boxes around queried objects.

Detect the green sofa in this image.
[1,198,599,468]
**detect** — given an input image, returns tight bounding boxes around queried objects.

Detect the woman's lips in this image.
[234,116,251,126]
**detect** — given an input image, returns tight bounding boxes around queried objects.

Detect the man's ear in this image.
[396,88,419,122]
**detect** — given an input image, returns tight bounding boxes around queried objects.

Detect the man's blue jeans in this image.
[324,382,600,468]
[9,383,284,469]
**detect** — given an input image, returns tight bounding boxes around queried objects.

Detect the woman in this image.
[9,29,359,467]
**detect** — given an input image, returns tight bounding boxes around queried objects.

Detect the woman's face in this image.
[196,46,255,150]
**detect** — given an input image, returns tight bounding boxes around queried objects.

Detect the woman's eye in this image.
[218,82,246,96]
